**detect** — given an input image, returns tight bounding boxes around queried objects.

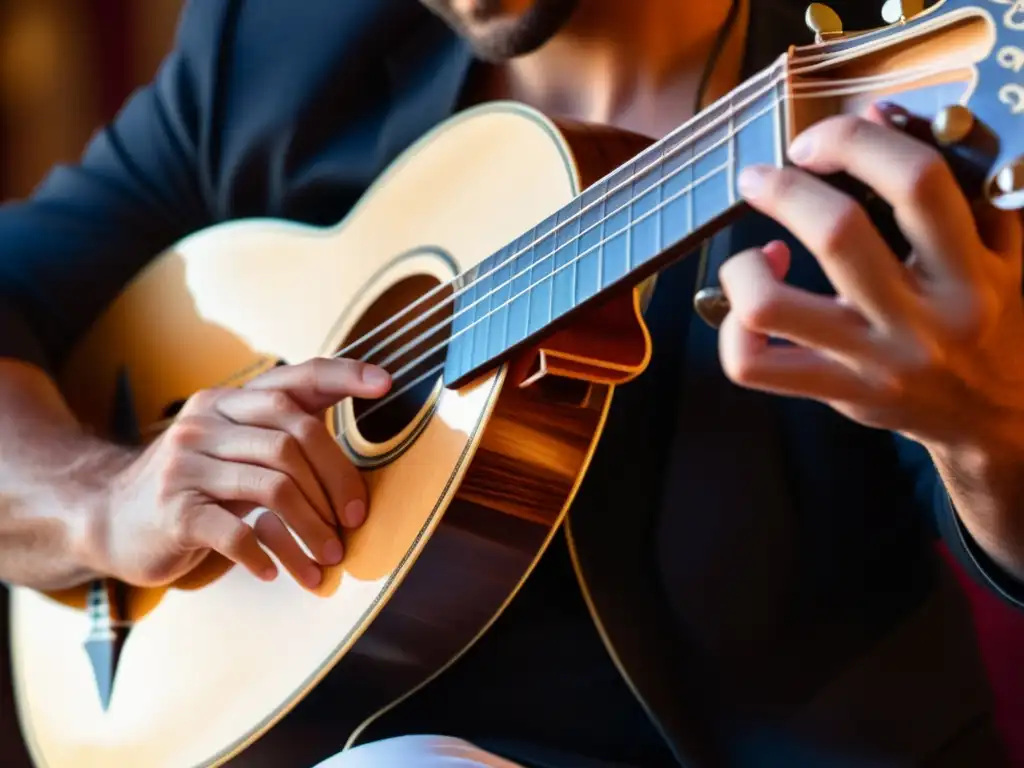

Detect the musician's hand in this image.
[718,109,1024,456]
[91,358,391,590]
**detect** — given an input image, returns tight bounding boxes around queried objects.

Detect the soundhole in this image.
[336,273,453,466]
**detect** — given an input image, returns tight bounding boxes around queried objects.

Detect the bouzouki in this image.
[9,2,1024,765]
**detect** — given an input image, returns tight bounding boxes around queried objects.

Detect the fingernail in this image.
[361,365,391,388]
[323,538,344,565]
[787,134,814,163]
[738,165,769,197]
[343,499,366,528]
[875,100,909,126]
[261,566,278,582]
[304,564,322,589]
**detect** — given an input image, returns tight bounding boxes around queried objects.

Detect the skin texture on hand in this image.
[717,106,1024,577]
[88,357,391,591]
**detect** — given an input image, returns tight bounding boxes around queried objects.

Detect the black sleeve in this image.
[0,0,227,374]
[934,484,1024,610]
[892,432,1024,611]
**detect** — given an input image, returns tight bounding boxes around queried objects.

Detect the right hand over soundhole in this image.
[89,358,391,590]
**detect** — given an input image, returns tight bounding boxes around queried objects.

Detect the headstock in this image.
[791,0,1024,210]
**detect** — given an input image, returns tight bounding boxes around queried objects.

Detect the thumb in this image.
[245,357,392,413]
[761,240,792,281]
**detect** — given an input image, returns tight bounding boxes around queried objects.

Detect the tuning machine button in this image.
[997,159,1024,195]
[693,288,731,329]
[881,0,925,24]
[992,157,1024,210]
[923,105,1000,202]
[930,104,975,146]
[805,3,843,43]
[926,106,1021,211]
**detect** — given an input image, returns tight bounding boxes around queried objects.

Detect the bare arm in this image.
[0,361,130,590]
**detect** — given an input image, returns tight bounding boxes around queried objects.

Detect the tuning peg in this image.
[925,105,1000,201]
[993,157,1024,210]
[931,105,974,146]
[997,159,1024,194]
[881,0,925,24]
[805,3,843,43]
[693,287,731,329]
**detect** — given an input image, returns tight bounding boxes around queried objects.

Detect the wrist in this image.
[927,440,1024,583]
[926,400,1024,478]
[64,442,136,581]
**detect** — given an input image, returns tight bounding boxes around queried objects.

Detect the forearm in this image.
[0,360,130,590]
[931,442,1024,584]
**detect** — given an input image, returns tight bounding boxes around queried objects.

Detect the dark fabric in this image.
[0,1,1019,766]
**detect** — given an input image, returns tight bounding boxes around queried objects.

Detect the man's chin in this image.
[452,0,505,22]
[422,0,579,63]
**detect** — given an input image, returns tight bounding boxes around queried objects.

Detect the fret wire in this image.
[773,79,784,167]
[547,221,556,326]
[372,72,788,374]
[415,160,732,385]
[348,65,968,428]
[352,140,757,435]
[485,245,495,358]
[524,226,534,342]
[687,146,694,235]
[625,173,633,275]
[597,176,606,295]
[342,63,787,370]
[410,97,782,378]
[727,95,736,205]
[656,143,664,254]
[572,195,580,310]
[502,246,510,349]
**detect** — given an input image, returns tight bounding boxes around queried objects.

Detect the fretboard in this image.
[444,60,787,387]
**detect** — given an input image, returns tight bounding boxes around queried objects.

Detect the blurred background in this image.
[0,0,181,200]
[0,1,1022,766]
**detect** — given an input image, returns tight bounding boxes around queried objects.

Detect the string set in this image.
[329,53,959,440]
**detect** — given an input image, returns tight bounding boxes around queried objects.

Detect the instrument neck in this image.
[445,57,789,388]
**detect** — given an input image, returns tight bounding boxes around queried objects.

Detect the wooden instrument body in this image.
[8,103,652,768]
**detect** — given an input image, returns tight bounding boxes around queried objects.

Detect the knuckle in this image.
[263,472,298,509]
[219,522,254,558]
[820,202,869,255]
[867,369,908,407]
[942,287,999,343]
[154,462,182,503]
[270,433,301,463]
[294,415,325,443]
[832,114,865,144]
[733,286,785,332]
[265,390,296,414]
[168,506,196,547]
[154,444,197,502]
[763,166,800,200]
[882,334,946,396]
[182,388,222,415]
[905,153,952,208]
[297,358,327,390]
[165,416,206,450]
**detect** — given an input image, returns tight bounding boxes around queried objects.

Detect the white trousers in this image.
[313,735,525,767]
